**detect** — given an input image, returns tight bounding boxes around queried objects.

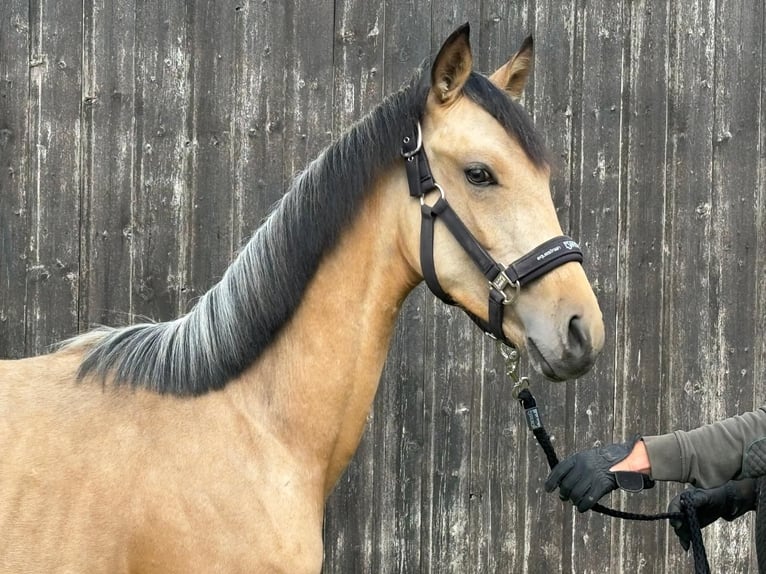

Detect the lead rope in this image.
[499,346,710,574]
[756,476,766,572]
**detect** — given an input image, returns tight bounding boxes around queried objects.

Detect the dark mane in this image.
[72,66,547,396]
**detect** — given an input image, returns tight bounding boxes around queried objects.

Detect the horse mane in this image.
[71,66,547,396]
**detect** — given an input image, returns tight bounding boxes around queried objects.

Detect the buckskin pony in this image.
[0,24,604,573]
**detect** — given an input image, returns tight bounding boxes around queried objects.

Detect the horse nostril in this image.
[567,315,590,356]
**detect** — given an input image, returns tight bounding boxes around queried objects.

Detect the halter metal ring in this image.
[511,376,530,400]
[419,183,445,206]
[490,270,520,306]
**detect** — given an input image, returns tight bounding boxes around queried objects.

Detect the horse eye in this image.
[464,166,497,187]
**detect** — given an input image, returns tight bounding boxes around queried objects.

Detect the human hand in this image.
[544,435,655,512]
[668,480,757,551]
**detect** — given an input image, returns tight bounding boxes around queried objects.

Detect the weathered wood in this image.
[130,1,193,322]
[664,1,719,571]
[185,0,240,301]
[25,0,83,352]
[0,0,30,359]
[80,0,138,330]
[705,0,764,570]
[758,10,766,560]
[613,2,671,572]
[234,1,289,236]
[567,1,627,572]
[0,2,764,572]
[283,0,335,176]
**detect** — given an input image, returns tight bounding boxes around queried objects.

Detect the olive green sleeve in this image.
[642,407,766,489]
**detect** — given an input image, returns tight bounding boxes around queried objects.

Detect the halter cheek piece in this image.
[401,122,584,347]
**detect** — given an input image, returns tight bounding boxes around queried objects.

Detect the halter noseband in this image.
[401,122,584,346]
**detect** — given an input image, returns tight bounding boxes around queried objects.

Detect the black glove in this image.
[668,480,758,551]
[544,435,655,512]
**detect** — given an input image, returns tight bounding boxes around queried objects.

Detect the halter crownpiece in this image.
[401,122,584,346]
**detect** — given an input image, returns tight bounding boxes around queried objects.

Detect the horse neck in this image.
[230,169,418,496]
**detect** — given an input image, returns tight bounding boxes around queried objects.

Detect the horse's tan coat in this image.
[0,29,603,573]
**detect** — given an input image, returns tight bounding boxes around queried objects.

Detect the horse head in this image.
[399,24,605,381]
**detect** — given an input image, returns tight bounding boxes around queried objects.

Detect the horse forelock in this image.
[463,72,549,169]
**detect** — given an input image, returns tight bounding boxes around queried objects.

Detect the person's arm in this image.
[545,406,766,511]
[611,407,766,487]
[642,406,766,488]
[610,435,759,553]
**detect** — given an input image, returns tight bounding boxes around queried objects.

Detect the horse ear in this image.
[490,36,534,100]
[431,23,473,105]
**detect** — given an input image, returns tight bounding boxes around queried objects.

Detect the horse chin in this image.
[526,338,571,382]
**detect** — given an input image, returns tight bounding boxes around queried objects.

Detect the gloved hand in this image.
[668,479,757,551]
[544,435,655,512]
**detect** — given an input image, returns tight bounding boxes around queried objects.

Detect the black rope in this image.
[517,388,709,574]
[755,476,766,572]
[680,491,712,573]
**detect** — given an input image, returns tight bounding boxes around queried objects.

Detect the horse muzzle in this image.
[525,311,604,381]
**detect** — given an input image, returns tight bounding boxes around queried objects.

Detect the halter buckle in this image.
[489,270,520,306]
[401,122,423,159]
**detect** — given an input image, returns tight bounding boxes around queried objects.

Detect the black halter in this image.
[401,122,584,346]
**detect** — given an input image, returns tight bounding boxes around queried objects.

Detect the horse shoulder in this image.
[126,388,326,572]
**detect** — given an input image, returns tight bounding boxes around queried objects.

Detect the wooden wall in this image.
[1,1,764,572]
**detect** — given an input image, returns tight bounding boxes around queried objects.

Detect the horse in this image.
[0,24,604,573]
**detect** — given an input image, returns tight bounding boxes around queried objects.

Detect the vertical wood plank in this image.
[184,1,240,303]
[25,0,83,352]
[283,0,335,177]
[613,1,670,572]
[131,2,193,322]
[473,6,537,573]
[663,1,717,571]
[568,1,626,571]
[705,0,764,570]
[232,2,288,238]
[0,0,30,358]
[79,0,137,330]
[479,0,532,75]
[756,9,766,559]
[424,303,475,574]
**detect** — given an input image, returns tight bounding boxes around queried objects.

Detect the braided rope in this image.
[680,492,711,573]
[756,476,766,573]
